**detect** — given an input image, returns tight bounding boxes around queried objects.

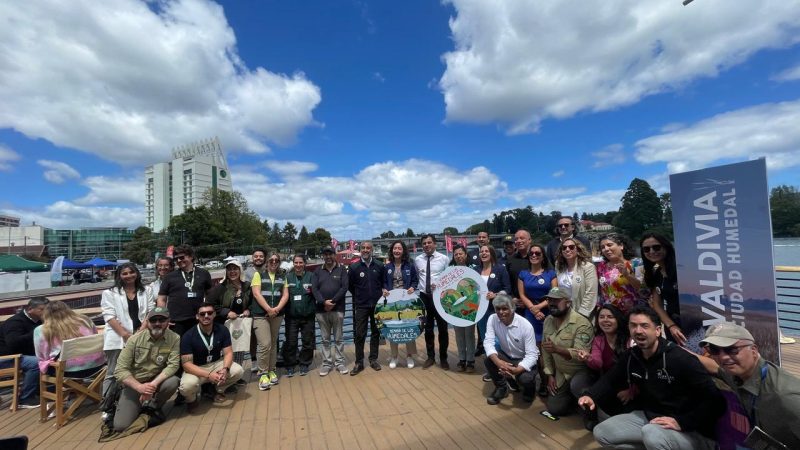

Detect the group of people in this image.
[0,221,798,449]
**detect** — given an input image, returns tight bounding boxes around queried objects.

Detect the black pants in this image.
[283,315,315,368]
[353,306,379,364]
[169,318,197,379]
[421,292,449,360]
[485,351,536,394]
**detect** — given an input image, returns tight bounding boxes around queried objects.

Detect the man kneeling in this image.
[484,294,538,405]
[179,302,243,412]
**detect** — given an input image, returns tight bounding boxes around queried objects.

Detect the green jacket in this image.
[114,328,180,383]
[286,270,316,318]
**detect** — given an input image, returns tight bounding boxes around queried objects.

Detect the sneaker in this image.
[456,360,466,372]
[250,363,259,373]
[286,367,296,378]
[319,366,331,377]
[19,395,40,409]
[269,371,279,385]
[389,358,397,369]
[299,366,309,376]
[487,386,509,405]
[482,373,492,382]
[337,365,349,375]
[258,373,271,391]
[213,392,227,403]
[466,361,475,373]
[406,357,415,369]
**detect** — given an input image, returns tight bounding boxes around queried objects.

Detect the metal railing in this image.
[777,266,800,336]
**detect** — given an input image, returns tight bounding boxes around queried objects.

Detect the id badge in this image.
[293,294,302,301]
[206,355,213,363]
[187,292,197,298]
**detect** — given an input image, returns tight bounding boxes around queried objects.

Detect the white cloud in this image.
[75,176,144,205]
[0,144,20,171]
[263,160,319,177]
[591,144,626,168]
[440,0,800,133]
[534,189,627,216]
[551,170,564,178]
[373,72,386,83]
[772,63,800,82]
[2,202,143,229]
[635,99,800,173]
[510,187,586,202]
[0,0,321,165]
[37,160,81,184]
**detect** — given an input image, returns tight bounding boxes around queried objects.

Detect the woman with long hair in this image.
[475,244,511,374]
[449,245,477,372]
[100,262,155,394]
[34,301,104,377]
[382,240,419,369]
[208,260,252,372]
[640,232,686,346]
[555,238,598,319]
[250,251,289,391]
[596,233,644,316]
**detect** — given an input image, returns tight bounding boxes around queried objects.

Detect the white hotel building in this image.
[145,137,232,231]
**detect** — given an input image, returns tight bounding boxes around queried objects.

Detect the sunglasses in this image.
[175,255,187,261]
[561,244,576,251]
[268,258,279,263]
[642,244,663,254]
[149,317,168,324]
[529,251,543,258]
[198,311,215,317]
[706,344,752,356]
[557,223,572,228]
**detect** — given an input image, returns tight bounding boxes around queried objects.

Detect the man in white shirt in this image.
[484,294,539,405]
[414,234,451,370]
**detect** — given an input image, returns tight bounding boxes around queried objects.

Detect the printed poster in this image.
[375,289,425,343]
[432,266,489,327]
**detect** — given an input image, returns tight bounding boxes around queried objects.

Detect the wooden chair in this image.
[0,354,21,411]
[39,334,106,427]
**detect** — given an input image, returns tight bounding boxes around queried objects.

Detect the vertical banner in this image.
[348,240,355,252]
[331,238,339,250]
[445,235,453,253]
[458,237,468,248]
[50,256,64,284]
[670,159,780,363]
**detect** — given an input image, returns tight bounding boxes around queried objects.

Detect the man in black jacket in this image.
[578,306,724,449]
[545,216,592,266]
[0,296,48,408]
[312,247,349,376]
[348,241,384,375]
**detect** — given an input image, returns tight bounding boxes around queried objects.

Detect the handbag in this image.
[225,317,253,353]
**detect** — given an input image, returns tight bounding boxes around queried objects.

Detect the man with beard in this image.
[157,245,213,336]
[579,306,724,450]
[244,247,267,283]
[111,307,180,431]
[483,294,539,405]
[541,287,593,417]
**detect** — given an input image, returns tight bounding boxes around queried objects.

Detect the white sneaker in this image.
[389,358,397,369]
[407,357,415,369]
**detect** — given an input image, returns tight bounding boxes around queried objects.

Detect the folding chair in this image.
[39,334,107,427]
[0,354,21,411]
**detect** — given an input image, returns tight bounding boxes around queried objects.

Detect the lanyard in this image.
[182,270,195,290]
[197,325,214,353]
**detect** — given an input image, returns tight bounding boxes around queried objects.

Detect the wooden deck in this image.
[2,334,800,450]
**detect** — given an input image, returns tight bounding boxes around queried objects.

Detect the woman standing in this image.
[640,232,686,345]
[100,262,155,395]
[517,244,557,342]
[382,240,419,369]
[208,260,252,369]
[555,238,598,319]
[34,302,105,377]
[449,245,477,372]
[475,244,511,367]
[250,252,289,391]
[596,233,644,316]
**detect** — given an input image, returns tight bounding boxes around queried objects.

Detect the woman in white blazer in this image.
[554,238,598,319]
[101,262,155,395]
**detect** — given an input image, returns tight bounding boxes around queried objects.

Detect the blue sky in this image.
[1,0,799,239]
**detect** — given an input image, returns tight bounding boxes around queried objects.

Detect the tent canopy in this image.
[84,257,118,268]
[61,258,92,270]
[0,254,49,272]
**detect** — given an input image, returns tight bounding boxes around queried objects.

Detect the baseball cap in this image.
[503,235,514,243]
[321,246,335,254]
[544,287,569,300]
[147,307,170,320]
[699,322,755,348]
[225,260,245,281]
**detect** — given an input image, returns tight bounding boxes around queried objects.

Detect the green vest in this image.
[252,270,287,316]
[286,270,315,317]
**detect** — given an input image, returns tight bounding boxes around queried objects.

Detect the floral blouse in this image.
[596,259,645,315]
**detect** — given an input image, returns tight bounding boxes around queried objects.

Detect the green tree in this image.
[297,226,311,253]
[282,222,298,251]
[613,178,662,240]
[168,206,227,258]
[443,226,458,235]
[660,193,672,225]
[770,185,800,237]
[311,227,333,257]
[405,228,415,237]
[123,226,156,264]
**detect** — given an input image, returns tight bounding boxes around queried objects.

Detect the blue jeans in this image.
[0,355,40,400]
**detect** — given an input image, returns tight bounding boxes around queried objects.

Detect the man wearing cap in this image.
[312,246,349,376]
[545,216,592,267]
[540,286,593,416]
[483,294,539,405]
[179,302,243,412]
[699,322,800,448]
[579,306,724,450]
[112,306,180,432]
[498,235,515,269]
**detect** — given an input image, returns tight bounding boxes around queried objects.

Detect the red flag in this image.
[348,240,355,252]
[331,238,339,250]
[413,243,417,253]
[445,235,453,253]
[458,237,468,248]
